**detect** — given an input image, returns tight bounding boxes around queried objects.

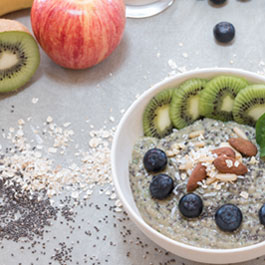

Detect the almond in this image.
[187,163,207,192]
[211,147,236,158]
[228,138,257,157]
[213,155,247,175]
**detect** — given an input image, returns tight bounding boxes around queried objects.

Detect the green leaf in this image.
[255,112,265,158]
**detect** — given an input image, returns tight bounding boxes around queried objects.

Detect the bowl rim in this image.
[111,67,265,256]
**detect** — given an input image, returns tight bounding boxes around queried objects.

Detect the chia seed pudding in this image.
[129,118,265,249]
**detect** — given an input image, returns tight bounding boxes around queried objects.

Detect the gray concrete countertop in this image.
[1,0,265,264]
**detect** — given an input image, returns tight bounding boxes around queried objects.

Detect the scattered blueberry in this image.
[209,0,226,5]
[149,174,174,200]
[215,204,242,232]
[213,22,235,43]
[259,204,265,225]
[178,193,203,218]
[143,148,167,173]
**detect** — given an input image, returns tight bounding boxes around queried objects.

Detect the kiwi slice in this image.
[199,75,248,121]
[143,88,173,138]
[233,84,265,126]
[169,78,208,129]
[0,19,40,93]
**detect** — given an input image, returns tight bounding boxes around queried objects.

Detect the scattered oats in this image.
[32,97,39,104]
[181,173,187,180]
[63,122,71,128]
[114,207,122,213]
[249,156,258,165]
[156,52,161,58]
[18,119,25,126]
[89,138,101,148]
[71,191,79,199]
[215,173,237,183]
[46,116,53,123]
[110,193,117,200]
[48,147,57,153]
[240,191,249,199]
[178,42,183,47]
[194,141,205,148]
[177,66,187,73]
[230,60,234,64]
[9,127,15,133]
[182,52,188,58]
[86,190,93,196]
[115,199,122,207]
[168,59,177,70]
[105,190,111,196]
[189,130,205,139]
[233,127,248,140]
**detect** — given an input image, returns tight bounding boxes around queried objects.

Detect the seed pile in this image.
[0,115,118,244]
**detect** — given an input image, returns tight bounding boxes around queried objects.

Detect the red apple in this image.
[31,0,126,69]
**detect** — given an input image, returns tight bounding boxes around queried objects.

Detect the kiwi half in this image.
[199,75,248,121]
[0,19,40,93]
[143,88,173,138]
[233,84,265,126]
[170,78,208,129]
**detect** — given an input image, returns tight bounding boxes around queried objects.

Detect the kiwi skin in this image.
[170,78,208,129]
[199,75,248,121]
[0,19,40,93]
[233,84,265,126]
[143,88,173,138]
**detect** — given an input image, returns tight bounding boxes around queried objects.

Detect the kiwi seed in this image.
[170,78,208,129]
[199,75,248,121]
[143,88,173,138]
[233,84,265,126]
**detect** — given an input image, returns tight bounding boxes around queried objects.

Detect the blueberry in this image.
[178,193,203,218]
[143,148,167,173]
[213,22,235,43]
[209,0,226,5]
[215,204,242,232]
[259,204,265,225]
[149,174,174,200]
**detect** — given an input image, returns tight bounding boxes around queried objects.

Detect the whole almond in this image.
[212,147,236,158]
[213,155,247,175]
[187,163,207,192]
[228,138,257,157]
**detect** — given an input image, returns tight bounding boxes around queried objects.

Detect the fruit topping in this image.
[213,155,247,175]
[187,163,207,192]
[228,138,257,157]
[199,75,248,121]
[209,0,226,4]
[0,19,40,93]
[213,22,235,43]
[256,113,265,158]
[143,148,167,173]
[259,204,265,225]
[170,78,208,129]
[178,193,203,218]
[149,174,174,200]
[215,204,242,232]
[211,147,236,158]
[143,89,173,138]
[233,84,265,127]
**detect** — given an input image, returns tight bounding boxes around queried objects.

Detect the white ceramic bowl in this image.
[111,68,265,264]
